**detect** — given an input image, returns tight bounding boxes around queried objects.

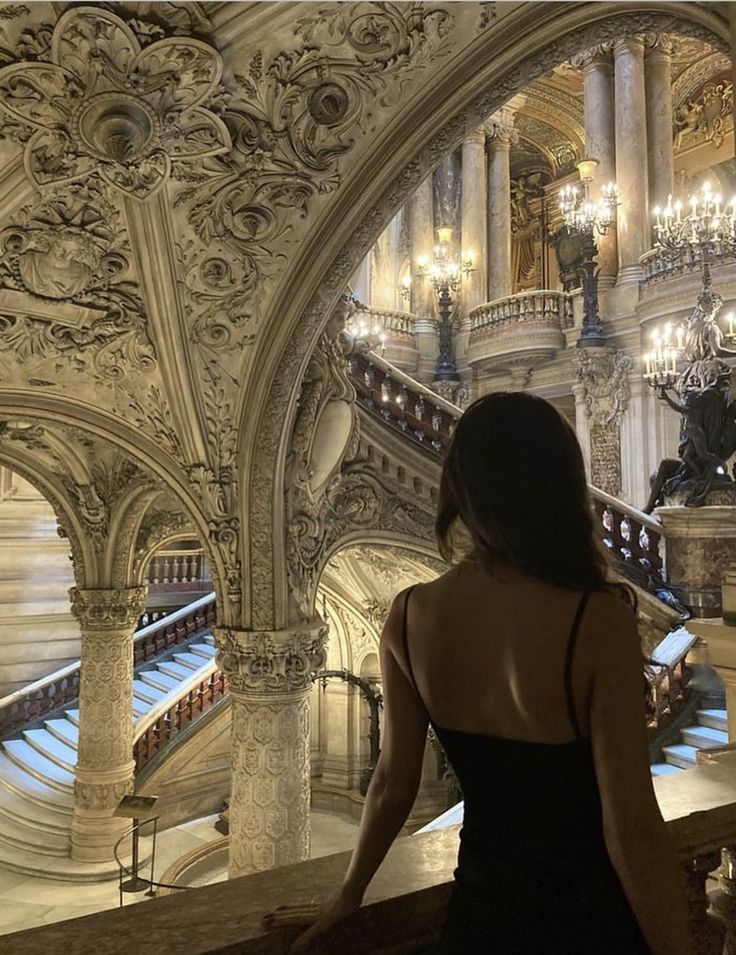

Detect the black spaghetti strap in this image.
[564,590,592,739]
[401,585,423,702]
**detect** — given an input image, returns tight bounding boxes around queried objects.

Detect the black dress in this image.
[402,588,653,954]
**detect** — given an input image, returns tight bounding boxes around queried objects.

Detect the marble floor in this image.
[0,811,360,939]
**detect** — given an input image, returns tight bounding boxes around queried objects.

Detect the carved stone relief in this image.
[674,77,733,150]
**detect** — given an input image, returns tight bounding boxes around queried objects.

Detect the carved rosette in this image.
[575,348,632,496]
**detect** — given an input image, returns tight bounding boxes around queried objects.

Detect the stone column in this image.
[485,111,516,301]
[70,586,147,862]
[216,623,327,878]
[574,348,633,495]
[409,177,438,383]
[573,44,618,288]
[645,34,675,210]
[614,37,650,284]
[456,128,488,385]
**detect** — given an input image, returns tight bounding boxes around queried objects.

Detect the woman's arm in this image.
[589,594,694,955]
[265,589,429,950]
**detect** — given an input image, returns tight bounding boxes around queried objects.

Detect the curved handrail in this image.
[469,289,573,333]
[0,591,217,737]
[351,304,415,338]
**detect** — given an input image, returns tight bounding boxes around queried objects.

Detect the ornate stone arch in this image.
[241,3,729,631]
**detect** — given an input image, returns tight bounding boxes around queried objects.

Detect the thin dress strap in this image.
[564,590,592,739]
[401,585,425,707]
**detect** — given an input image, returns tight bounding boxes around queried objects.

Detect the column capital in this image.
[613,36,646,57]
[69,586,147,632]
[484,109,518,148]
[463,127,486,148]
[215,623,328,695]
[643,33,675,57]
[571,42,614,71]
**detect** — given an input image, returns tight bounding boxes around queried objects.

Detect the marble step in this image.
[139,670,182,693]
[132,696,148,718]
[44,718,79,749]
[23,728,78,772]
[133,679,169,705]
[0,776,71,833]
[157,661,197,681]
[0,752,73,815]
[0,808,69,857]
[3,739,75,793]
[0,841,121,882]
[697,709,728,733]
[174,650,213,668]
[662,743,698,769]
[66,708,80,726]
[189,643,216,660]
[651,763,682,777]
[681,725,729,750]
[200,633,215,645]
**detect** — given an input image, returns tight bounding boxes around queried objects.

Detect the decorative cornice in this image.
[215,624,328,695]
[70,587,147,632]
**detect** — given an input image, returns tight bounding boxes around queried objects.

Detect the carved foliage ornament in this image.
[70,586,147,632]
[575,348,633,429]
[0,6,230,200]
[216,624,328,696]
[0,184,156,380]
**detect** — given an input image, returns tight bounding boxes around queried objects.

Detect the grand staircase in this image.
[651,707,729,777]
[0,627,216,880]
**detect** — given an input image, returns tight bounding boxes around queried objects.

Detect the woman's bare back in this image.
[403,558,596,743]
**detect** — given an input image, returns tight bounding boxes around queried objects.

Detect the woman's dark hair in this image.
[436,392,623,596]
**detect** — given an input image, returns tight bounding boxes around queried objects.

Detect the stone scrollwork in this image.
[0,184,157,381]
[216,624,328,696]
[69,586,148,632]
[674,77,733,150]
[575,347,633,495]
[0,6,230,200]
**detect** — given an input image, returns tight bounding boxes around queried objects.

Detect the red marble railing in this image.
[133,670,228,771]
[0,593,217,736]
[591,488,665,586]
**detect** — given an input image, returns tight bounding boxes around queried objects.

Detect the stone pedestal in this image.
[69,587,147,862]
[215,623,327,878]
[655,507,736,617]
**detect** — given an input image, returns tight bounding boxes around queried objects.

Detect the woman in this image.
[264,393,692,954]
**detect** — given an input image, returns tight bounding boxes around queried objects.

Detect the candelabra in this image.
[558,158,619,348]
[416,227,474,381]
[643,181,736,508]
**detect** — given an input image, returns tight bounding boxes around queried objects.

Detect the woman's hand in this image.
[262,889,361,952]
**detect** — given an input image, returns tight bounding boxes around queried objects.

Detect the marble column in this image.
[485,111,516,301]
[645,34,675,210]
[216,622,327,878]
[456,128,488,384]
[614,37,650,284]
[409,176,438,383]
[70,586,147,862]
[574,44,617,288]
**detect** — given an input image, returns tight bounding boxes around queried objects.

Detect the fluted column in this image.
[573,44,617,288]
[486,110,516,301]
[409,176,437,382]
[645,34,675,210]
[614,37,649,284]
[216,623,327,878]
[70,586,147,862]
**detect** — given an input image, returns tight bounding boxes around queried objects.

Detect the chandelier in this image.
[653,182,736,259]
[559,180,618,236]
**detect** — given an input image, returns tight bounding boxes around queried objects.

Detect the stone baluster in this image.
[644,34,675,210]
[572,43,617,288]
[485,109,516,302]
[215,623,327,877]
[614,37,650,284]
[409,177,438,383]
[69,586,147,862]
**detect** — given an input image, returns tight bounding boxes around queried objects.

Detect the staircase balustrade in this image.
[0,592,216,736]
[591,487,665,587]
[468,289,574,334]
[352,305,415,341]
[133,670,228,771]
[144,548,209,593]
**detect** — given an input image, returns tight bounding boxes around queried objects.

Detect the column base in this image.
[615,264,644,286]
[71,763,135,863]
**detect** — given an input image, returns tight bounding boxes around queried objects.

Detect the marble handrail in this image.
[351,304,415,338]
[468,289,573,334]
[641,245,733,283]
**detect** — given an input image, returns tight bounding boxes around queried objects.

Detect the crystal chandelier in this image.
[653,182,736,260]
